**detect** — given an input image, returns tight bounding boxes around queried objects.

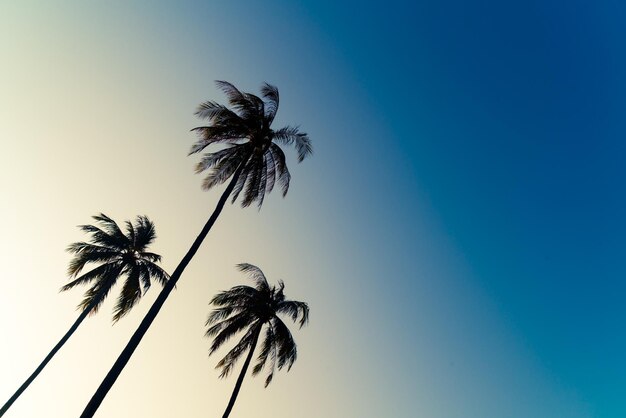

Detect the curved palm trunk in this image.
[80,165,245,418]
[0,292,105,417]
[222,327,261,418]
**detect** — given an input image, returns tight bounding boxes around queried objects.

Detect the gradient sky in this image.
[1,1,625,417]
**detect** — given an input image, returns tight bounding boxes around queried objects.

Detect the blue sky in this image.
[1,1,625,417]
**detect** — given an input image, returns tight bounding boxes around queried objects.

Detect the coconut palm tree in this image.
[80,81,312,417]
[0,214,168,417]
[207,264,309,418]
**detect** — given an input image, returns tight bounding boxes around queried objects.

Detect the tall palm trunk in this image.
[222,327,262,418]
[0,287,108,417]
[80,164,246,418]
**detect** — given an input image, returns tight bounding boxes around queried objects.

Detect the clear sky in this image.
[1,1,625,417]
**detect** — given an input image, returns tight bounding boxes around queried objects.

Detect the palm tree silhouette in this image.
[207,264,309,418]
[0,214,168,416]
[80,82,312,417]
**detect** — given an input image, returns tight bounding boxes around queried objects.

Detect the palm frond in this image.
[71,263,125,314]
[244,93,265,125]
[252,323,275,378]
[215,324,261,378]
[142,262,169,286]
[124,220,136,247]
[236,263,271,292]
[269,143,291,196]
[207,306,243,325]
[272,317,297,371]
[264,322,279,387]
[77,225,125,250]
[210,285,259,307]
[263,150,277,195]
[215,81,260,120]
[134,215,157,249]
[207,311,256,354]
[66,244,121,278]
[194,147,236,174]
[260,82,279,124]
[275,280,285,300]
[276,300,310,328]
[241,155,263,208]
[137,264,152,291]
[66,242,114,254]
[189,125,247,155]
[77,279,116,315]
[230,158,251,203]
[272,126,313,163]
[61,262,121,292]
[112,266,142,322]
[194,101,241,124]
[256,155,268,209]
[91,213,129,244]
[201,145,251,191]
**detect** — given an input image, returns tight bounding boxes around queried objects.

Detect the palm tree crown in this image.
[207,263,310,387]
[61,213,169,321]
[191,81,313,207]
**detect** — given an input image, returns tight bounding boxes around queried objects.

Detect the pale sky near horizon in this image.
[1,1,625,417]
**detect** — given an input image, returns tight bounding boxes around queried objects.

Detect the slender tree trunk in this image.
[80,165,245,418]
[0,292,105,417]
[222,327,261,418]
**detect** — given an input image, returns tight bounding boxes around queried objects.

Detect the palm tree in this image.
[0,214,168,417]
[80,81,312,417]
[207,264,309,418]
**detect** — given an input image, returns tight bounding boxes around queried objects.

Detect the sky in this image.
[1,1,625,417]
